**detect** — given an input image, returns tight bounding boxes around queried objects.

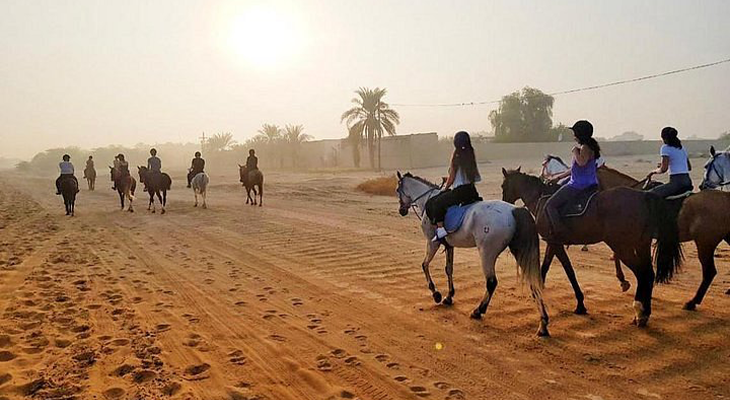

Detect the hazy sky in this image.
[1,0,729,159]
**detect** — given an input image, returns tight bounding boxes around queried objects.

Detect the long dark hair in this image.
[661,127,682,149]
[451,131,479,182]
[575,134,601,159]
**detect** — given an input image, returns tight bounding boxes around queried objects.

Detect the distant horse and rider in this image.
[55,154,79,216]
[239,149,264,206]
[110,153,136,212]
[83,155,96,191]
[188,151,209,208]
[138,148,172,214]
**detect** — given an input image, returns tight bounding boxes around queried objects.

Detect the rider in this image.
[146,148,162,191]
[55,154,79,195]
[425,131,482,241]
[113,154,130,190]
[544,120,601,239]
[246,149,258,171]
[187,151,205,188]
[645,127,693,197]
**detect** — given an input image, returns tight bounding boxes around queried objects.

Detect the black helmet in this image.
[62,154,70,161]
[249,149,255,155]
[150,148,157,155]
[195,151,201,157]
[569,120,593,139]
[453,131,472,150]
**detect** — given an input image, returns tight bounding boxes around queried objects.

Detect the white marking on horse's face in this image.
[701,153,730,189]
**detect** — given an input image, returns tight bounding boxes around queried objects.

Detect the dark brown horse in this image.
[599,165,730,310]
[138,166,172,214]
[110,166,136,212]
[59,176,78,216]
[238,165,263,206]
[501,168,683,327]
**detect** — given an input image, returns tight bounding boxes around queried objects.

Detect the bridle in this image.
[703,156,730,189]
[397,179,441,221]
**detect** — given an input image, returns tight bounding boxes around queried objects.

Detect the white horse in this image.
[191,172,209,208]
[700,146,730,191]
[396,172,549,336]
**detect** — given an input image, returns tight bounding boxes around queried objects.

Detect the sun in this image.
[227,6,301,68]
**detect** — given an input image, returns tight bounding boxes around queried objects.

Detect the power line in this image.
[391,57,730,108]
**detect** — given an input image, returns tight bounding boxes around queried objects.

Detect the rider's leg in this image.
[544,184,578,238]
[55,175,62,195]
[187,171,193,188]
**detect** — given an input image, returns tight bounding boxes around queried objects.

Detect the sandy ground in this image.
[0,157,729,400]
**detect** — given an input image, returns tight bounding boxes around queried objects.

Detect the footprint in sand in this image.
[228,350,247,366]
[330,349,348,359]
[256,294,268,302]
[156,323,172,333]
[234,301,247,307]
[394,375,410,383]
[374,354,390,363]
[386,362,400,370]
[445,388,466,400]
[291,298,304,306]
[268,334,286,342]
[410,386,431,397]
[102,387,125,399]
[184,363,211,381]
[316,355,333,372]
[344,356,361,367]
[133,370,157,383]
[0,351,16,362]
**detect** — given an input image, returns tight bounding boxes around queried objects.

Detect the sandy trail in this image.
[0,165,729,400]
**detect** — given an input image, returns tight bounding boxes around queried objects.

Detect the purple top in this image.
[567,158,598,189]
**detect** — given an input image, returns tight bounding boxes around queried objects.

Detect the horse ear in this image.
[501,167,508,177]
[397,171,402,179]
[517,166,522,172]
[710,146,716,156]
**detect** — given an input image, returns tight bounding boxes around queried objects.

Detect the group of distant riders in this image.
[425,120,692,242]
[55,148,260,194]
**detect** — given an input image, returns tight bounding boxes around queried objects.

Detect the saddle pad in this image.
[444,202,477,233]
[561,188,599,218]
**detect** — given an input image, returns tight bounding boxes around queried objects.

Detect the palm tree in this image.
[207,132,236,152]
[283,124,312,167]
[341,87,400,170]
[256,124,283,167]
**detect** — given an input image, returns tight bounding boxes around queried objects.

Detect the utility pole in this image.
[199,132,207,154]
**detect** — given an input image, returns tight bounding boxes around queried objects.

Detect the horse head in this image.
[396,171,438,217]
[700,146,730,190]
[501,166,546,205]
[238,164,246,183]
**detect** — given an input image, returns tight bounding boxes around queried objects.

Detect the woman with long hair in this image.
[646,126,693,197]
[425,131,482,241]
[544,120,601,239]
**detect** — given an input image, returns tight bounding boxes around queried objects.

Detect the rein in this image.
[398,179,443,222]
[707,159,730,188]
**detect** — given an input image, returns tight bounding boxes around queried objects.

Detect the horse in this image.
[501,168,683,327]
[83,166,96,191]
[700,145,730,191]
[396,172,550,337]
[60,176,78,216]
[137,166,172,214]
[110,166,136,212]
[191,171,209,209]
[238,165,263,206]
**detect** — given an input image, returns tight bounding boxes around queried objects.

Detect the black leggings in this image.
[649,173,693,198]
[425,184,480,225]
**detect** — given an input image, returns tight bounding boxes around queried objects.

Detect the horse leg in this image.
[471,246,499,319]
[245,187,251,204]
[258,184,263,207]
[202,190,207,209]
[421,241,441,303]
[614,243,654,326]
[194,191,198,207]
[615,257,631,292]
[554,245,587,314]
[127,190,134,212]
[442,246,455,306]
[159,190,166,214]
[684,239,721,310]
[252,186,258,205]
[541,244,557,282]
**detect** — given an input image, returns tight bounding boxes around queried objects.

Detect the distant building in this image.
[608,131,643,141]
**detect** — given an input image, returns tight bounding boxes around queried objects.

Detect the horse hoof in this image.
[202,204,207,209]
[636,317,649,328]
[161,209,166,214]
[151,210,156,214]
[441,297,453,306]
[470,310,482,319]
[620,281,631,292]
[682,302,697,311]
[432,291,442,304]
[536,328,550,337]
[574,305,588,315]
[194,204,197,207]
[725,288,730,295]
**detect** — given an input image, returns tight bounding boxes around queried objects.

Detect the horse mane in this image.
[403,172,439,188]
[544,154,568,168]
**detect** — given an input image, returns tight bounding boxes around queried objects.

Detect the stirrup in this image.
[432,227,448,242]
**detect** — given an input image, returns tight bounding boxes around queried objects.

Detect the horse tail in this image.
[647,193,683,283]
[509,207,543,296]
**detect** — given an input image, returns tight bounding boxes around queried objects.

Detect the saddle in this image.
[444,202,479,233]
[664,190,693,218]
[560,186,599,218]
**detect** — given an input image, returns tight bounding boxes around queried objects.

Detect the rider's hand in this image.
[645,172,654,180]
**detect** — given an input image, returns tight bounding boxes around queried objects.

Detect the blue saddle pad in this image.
[444,203,477,233]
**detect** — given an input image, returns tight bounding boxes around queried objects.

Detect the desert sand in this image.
[0,156,728,400]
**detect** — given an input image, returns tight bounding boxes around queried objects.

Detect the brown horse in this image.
[138,166,172,214]
[238,165,263,206]
[110,166,136,212]
[598,166,730,310]
[501,168,683,326]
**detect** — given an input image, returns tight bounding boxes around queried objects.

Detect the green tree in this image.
[283,124,312,167]
[341,87,400,170]
[489,87,555,142]
[256,124,284,167]
[256,124,282,143]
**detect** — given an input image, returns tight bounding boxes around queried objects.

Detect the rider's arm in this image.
[687,158,692,171]
[648,156,669,177]
[574,145,594,167]
[443,166,456,190]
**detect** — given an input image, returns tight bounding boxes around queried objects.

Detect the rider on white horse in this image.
[425,131,482,241]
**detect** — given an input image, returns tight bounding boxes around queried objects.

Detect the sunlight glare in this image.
[227,6,302,69]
